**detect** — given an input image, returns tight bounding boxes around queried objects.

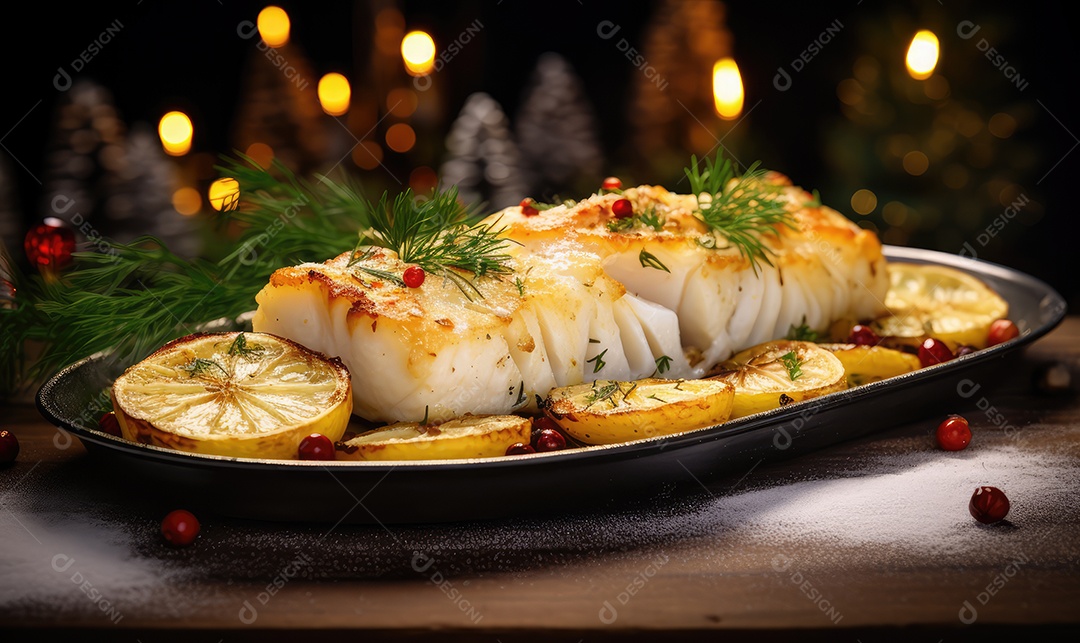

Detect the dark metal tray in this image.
[35,246,1067,524]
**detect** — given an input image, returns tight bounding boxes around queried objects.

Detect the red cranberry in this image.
[161,509,201,547]
[955,345,977,356]
[98,412,122,437]
[534,428,567,452]
[531,416,562,436]
[848,324,881,346]
[0,430,19,465]
[298,433,335,461]
[601,176,623,191]
[403,265,426,288]
[936,415,971,451]
[918,338,954,367]
[519,198,539,216]
[611,198,634,219]
[505,442,535,456]
[987,319,1019,346]
[969,486,1010,524]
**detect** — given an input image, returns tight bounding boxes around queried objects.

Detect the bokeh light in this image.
[401,31,436,76]
[385,123,416,153]
[905,30,939,80]
[318,73,351,116]
[172,187,202,216]
[712,58,744,120]
[158,111,193,156]
[208,178,240,211]
[257,6,290,48]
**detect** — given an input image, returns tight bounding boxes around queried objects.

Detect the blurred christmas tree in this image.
[823,6,1041,257]
[627,0,733,184]
[440,93,527,211]
[515,53,603,199]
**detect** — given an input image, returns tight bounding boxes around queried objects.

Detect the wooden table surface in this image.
[3,319,1080,641]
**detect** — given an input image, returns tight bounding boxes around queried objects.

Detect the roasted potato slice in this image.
[711,340,847,418]
[544,378,734,445]
[339,415,531,461]
[818,343,922,386]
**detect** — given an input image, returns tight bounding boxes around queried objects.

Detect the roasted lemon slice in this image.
[712,340,847,418]
[340,415,531,460]
[111,332,352,459]
[818,343,922,386]
[544,378,735,445]
[871,263,1008,350]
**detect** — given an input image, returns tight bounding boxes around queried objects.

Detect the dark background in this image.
[2,0,1077,308]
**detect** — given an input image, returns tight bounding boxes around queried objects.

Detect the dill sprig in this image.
[684,152,795,274]
[780,350,803,381]
[354,188,517,299]
[785,316,819,342]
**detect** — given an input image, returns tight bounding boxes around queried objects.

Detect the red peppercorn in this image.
[505,442,536,456]
[519,198,539,216]
[98,412,122,437]
[534,428,567,452]
[848,324,881,346]
[969,486,1010,524]
[298,433,335,461]
[611,198,634,219]
[936,415,971,451]
[161,509,201,547]
[987,319,1019,346]
[601,176,623,191]
[403,265,426,288]
[918,337,954,367]
[0,430,19,465]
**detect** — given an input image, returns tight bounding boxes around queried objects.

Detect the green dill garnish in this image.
[227,332,265,357]
[621,381,638,403]
[420,405,430,426]
[354,266,407,288]
[514,381,526,406]
[654,355,672,375]
[513,276,526,296]
[785,316,819,342]
[605,207,666,233]
[780,351,803,381]
[588,338,600,344]
[638,248,670,272]
[684,151,795,274]
[585,381,621,409]
[806,189,822,208]
[647,394,668,403]
[178,358,230,379]
[586,348,608,373]
[606,217,635,233]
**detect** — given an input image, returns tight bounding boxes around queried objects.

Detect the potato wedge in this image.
[544,378,734,445]
[339,415,531,461]
[818,343,922,386]
[711,340,847,418]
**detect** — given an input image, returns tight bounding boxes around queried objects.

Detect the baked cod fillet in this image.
[253,175,888,423]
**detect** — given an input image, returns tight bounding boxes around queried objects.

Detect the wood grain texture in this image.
[2,318,1079,640]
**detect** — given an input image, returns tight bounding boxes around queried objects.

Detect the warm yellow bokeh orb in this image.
[906,30,939,80]
[209,178,240,212]
[158,111,193,156]
[257,6,290,48]
[712,58,744,120]
[172,187,202,216]
[385,123,416,153]
[401,31,436,76]
[318,73,351,116]
[851,189,878,215]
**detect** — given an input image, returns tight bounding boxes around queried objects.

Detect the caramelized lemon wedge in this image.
[711,340,847,418]
[818,343,922,387]
[111,332,352,459]
[871,263,1008,350]
[544,378,735,445]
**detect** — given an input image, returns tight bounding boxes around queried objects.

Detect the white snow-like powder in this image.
[0,469,188,622]
[704,441,1080,557]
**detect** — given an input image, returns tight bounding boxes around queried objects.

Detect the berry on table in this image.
[969,486,1010,524]
[298,433,336,461]
[0,430,19,465]
[161,509,201,547]
[935,415,971,451]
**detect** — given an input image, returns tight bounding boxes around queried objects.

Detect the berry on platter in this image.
[969,486,1010,524]
[601,177,623,190]
[611,198,634,219]
[848,324,881,346]
[403,265,426,289]
[918,337,954,367]
[505,442,536,456]
[98,412,122,437]
[935,415,971,451]
[987,319,1020,347]
[533,428,567,452]
[299,433,336,461]
[161,509,201,547]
